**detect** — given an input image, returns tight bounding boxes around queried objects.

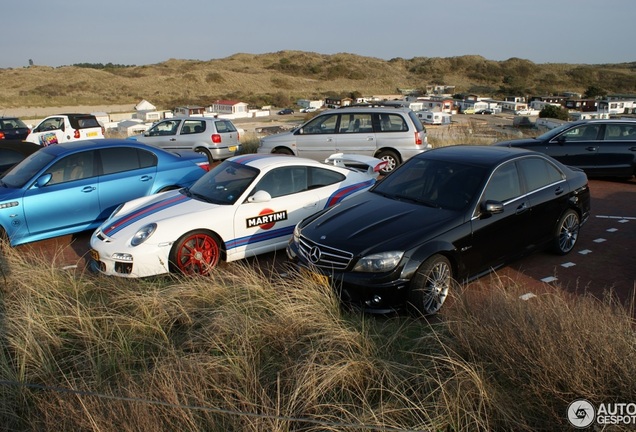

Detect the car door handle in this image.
[82,186,96,193]
[515,202,528,215]
[629,147,636,152]
[170,138,176,141]
[303,202,318,208]
[326,138,333,142]
[366,136,374,141]
[585,146,597,151]
[140,175,153,182]
[554,186,564,196]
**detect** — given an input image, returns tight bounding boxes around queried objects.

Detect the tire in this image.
[376,150,400,175]
[407,254,452,315]
[552,209,580,255]
[169,230,222,275]
[194,147,213,163]
[273,147,294,155]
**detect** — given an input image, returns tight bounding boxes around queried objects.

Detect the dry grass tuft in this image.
[0,242,633,431]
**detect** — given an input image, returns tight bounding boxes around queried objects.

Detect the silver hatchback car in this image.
[258,106,430,174]
[130,116,241,162]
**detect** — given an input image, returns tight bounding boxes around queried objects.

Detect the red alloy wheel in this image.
[171,231,221,275]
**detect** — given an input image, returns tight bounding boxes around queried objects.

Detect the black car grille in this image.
[298,235,353,270]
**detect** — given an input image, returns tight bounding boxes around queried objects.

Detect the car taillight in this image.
[197,161,211,171]
[415,132,422,146]
[211,134,222,143]
[74,129,80,139]
[0,132,5,140]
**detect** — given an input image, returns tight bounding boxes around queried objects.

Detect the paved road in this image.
[18,178,635,308]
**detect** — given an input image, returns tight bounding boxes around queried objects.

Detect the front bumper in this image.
[286,241,409,313]
[89,237,172,278]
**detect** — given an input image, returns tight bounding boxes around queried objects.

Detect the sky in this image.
[2,0,635,69]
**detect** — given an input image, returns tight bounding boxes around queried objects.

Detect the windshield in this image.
[1,150,56,188]
[372,158,487,211]
[185,160,258,204]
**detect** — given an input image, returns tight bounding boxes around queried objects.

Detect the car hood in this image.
[495,138,542,148]
[98,190,220,239]
[299,192,465,256]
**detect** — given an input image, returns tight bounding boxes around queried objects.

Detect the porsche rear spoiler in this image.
[324,153,387,178]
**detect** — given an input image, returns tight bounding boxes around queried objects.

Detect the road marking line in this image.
[541,276,558,283]
[561,262,576,268]
[593,238,607,243]
[607,228,618,232]
[596,215,636,220]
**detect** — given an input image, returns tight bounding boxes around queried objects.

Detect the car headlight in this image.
[352,251,404,273]
[131,223,157,246]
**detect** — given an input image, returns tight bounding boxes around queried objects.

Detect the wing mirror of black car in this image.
[35,173,52,188]
[555,135,567,144]
[481,200,504,215]
[248,190,272,203]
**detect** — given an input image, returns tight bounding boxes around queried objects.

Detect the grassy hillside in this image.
[1,51,635,111]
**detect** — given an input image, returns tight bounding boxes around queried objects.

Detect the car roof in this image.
[40,139,160,156]
[418,145,543,167]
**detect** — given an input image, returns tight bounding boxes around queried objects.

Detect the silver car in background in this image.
[258,106,430,174]
[129,116,241,162]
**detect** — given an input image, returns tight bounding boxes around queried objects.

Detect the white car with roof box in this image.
[89,153,386,278]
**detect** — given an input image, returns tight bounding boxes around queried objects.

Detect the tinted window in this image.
[215,120,237,133]
[518,157,563,192]
[604,123,636,140]
[181,120,204,135]
[373,158,486,210]
[561,124,600,141]
[188,160,258,204]
[46,151,96,185]
[338,113,372,133]
[483,162,522,202]
[302,114,338,134]
[308,167,345,188]
[377,113,408,132]
[99,147,157,175]
[255,167,307,198]
[147,120,181,136]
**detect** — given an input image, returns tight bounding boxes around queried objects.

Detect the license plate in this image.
[86,131,98,137]
[90,249,99,261]
[229,146,237,152]
[301,267,329,286]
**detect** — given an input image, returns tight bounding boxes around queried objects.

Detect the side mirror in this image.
[35,173,52,188]
[481,200,504,215]
[248,190,272,203]
[296,128,304,135]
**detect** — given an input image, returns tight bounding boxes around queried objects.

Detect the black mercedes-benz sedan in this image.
[287,145,591,315]
[495,119,636,178]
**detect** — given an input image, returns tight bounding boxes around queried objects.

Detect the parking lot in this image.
[17,177,635,310]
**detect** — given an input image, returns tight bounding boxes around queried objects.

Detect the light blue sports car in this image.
[0,139,209,246]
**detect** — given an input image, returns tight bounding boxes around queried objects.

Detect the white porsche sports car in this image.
[89,153,386,277]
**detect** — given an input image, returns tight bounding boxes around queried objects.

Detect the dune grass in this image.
[0,241,634,431]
